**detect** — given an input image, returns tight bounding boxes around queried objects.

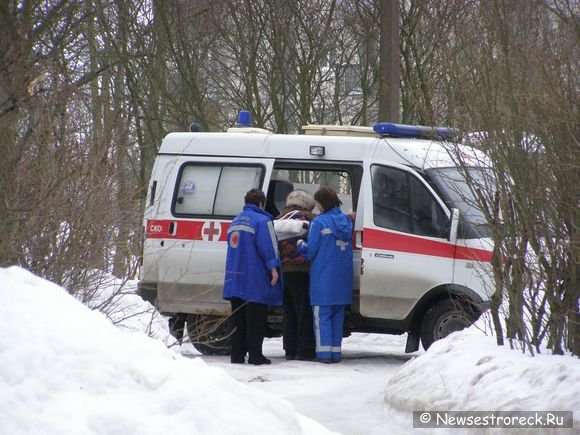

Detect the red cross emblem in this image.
[201,221,222,241]
[230,231,240,248]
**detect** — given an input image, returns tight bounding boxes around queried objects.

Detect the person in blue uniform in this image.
[223,188,283,365]
[297,186,353,363]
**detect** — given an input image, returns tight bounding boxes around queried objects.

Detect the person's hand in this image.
[270,268,279,286]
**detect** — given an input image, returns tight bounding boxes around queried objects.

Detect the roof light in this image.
[237,110,252,128]
[373,122,457,140]
[310,145,325,156]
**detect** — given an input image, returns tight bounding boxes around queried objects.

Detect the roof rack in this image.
[302,124,377,137]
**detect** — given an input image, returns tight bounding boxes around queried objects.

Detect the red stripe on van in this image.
[145,219,229,241]
[455,245,493,262]
[363,227,492,262]
[145,220,491,262]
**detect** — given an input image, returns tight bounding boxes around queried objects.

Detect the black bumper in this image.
[137,281,158,305]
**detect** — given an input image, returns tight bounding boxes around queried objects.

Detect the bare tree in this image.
[443,0,579,356]
[0,2,108,280]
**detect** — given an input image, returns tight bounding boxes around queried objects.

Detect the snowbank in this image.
[2,265,577,434]
[70,270,176,345]
[386,319,579,428]
[0,266,333,435]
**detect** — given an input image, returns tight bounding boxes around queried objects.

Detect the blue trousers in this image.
[313,305,345,360]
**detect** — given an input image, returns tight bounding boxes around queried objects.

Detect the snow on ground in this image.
[386,321,580,415]
[184,333,415,434]
[0,267,332,435]
[188,324,579,434]
[1,266,578,434]
[69,269,175,345]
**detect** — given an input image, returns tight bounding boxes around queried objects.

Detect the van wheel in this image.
[186,314,232,356]
[420,299,474,350]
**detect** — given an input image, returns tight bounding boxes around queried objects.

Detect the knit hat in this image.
[285,189,316,211]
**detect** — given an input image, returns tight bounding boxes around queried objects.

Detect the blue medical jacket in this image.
[223,204,283,306]
[297,207,353,306]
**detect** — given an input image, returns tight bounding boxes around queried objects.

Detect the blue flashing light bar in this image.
[373,122,457,140]
[237,110,253,127]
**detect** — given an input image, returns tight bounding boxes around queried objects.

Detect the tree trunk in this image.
[378,0,400,122]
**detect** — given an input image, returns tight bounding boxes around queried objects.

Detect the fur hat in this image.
[285,189,316,211]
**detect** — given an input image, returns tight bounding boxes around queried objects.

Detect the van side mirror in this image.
[448,208,460,244]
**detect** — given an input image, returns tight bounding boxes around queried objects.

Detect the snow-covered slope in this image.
[0,266,334,435]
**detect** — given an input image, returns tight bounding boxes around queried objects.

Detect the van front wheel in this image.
[420,299,474,350]
[186,314,232,356]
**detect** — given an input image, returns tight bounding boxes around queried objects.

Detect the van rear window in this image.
[172,163,264,217]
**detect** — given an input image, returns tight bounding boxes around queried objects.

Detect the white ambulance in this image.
[138,113,493,354]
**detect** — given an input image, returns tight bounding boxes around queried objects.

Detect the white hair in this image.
[285,189,315,211]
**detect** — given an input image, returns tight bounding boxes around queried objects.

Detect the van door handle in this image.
[355,230,363,249]
[168,222,177,235]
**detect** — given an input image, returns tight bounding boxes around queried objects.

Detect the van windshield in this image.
[426,167,493,239]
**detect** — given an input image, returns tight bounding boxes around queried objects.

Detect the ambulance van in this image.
[138,113,493,354]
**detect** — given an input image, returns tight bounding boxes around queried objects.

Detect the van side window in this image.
[372,166,448,238]
[372,166,411,232]
[173,164,263,216]
[409,176,448,238]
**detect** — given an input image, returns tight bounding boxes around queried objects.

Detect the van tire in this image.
[420,299,474,350]
[186,314,232,356]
